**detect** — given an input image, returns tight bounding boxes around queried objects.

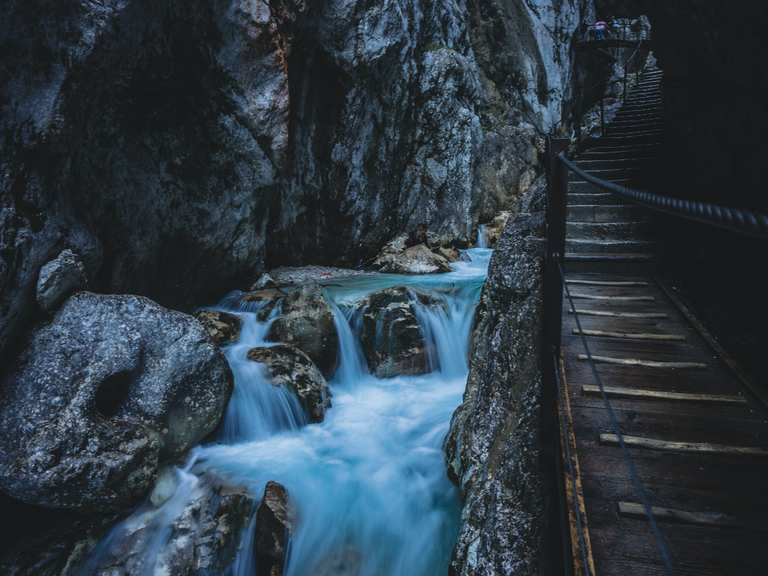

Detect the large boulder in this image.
[267,284,338,377]
[254,481,295,576]
[195,310,242,346]
[248,344,332,423]
[0,293,232,512]
[358,287,440,378]
[35,249,88,313]
[372,235,453,275]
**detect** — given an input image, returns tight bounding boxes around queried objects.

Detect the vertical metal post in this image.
[543,136,571,576]
[545,137,570,360]
[600,97,606,136]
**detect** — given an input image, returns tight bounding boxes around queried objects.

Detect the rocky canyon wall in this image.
[1,0,591,364]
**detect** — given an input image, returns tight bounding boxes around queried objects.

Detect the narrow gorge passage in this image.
[82,249,492,575]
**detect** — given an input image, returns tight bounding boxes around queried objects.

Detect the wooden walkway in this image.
[559,67,768,575]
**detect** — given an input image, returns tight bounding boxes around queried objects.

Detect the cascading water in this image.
[81,247,492,575]
[476,224,488,249]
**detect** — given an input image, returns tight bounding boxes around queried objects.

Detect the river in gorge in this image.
[82,247,492,576]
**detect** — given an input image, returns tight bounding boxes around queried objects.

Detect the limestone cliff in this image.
[445,179,551,575]
[0,0,591,363]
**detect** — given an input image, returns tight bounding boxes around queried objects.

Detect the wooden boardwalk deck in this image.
[558,67,768,575]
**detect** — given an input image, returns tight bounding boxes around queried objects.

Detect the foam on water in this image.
[83,248,491,575]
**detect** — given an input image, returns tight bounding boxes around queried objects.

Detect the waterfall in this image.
[81,249,491,576]
[476,224,488,248]
[220,310,308,443]
[410,284,480,378]
[328,300,369,386]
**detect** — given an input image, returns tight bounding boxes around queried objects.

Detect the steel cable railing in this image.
[559,154,768,238]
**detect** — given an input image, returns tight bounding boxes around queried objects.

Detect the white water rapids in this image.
[83,247,492,576]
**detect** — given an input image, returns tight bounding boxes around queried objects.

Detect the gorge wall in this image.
[0,0,592,365]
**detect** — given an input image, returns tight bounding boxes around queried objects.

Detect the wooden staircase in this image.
[566,68,664,270]
[558,66,768,575]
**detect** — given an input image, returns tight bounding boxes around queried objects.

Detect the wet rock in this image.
[0,293,232,512]
[80,474,255,575]
[481,212,512,248]
[267,284,338,377]
[254,481,294,576]
[35,249,88,313]
[251,273,278,290]
[445,179,551,575]
[195,310,242,346]
[358,287,442,378]
[372,235,453,275]
[248,344,331,423]
[268,266,367,286]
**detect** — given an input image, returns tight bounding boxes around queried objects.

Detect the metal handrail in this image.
[559,154,768,238]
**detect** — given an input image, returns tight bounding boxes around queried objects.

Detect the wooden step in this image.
[568,181,633,194]
[568,168,641,182]
[575,158,656,170]
[566,221,652,240]
[567,193,624,206]
[573,329,684,342]
[568,293,655,302]
[581,385,745,403]
[578,355,707,369]
[568,308,667,319]
[565,279,649,287]
[600,434,768,456]
[566,239,656,254]
[567,204,645,223]
[617,502,744,529]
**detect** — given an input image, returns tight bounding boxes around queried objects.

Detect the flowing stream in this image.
[84,247,491,576]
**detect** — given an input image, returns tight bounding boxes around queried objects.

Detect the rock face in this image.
[254,481,294,576]
[248,344,332,423]
[195,310,242,346]
[358,287,436,378]
[0,0,304,362]
[35,249,87,313]
[0,0,590,363]
[445,180,553,575]
[267,284,339,377]
[0,293,232,511]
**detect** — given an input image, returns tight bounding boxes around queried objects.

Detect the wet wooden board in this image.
[560,274,768,575]
[557,71,768,574]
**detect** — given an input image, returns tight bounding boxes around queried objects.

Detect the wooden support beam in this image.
[570,293,655,302]
[600,433,768,456]
[573,328,685,342]
[568,309,668,319]
[617,502,742,529]
[578,355,707,369]
[581,384,746,404]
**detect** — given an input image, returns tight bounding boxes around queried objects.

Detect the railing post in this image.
[545,137,570,359]
[543,136,571,576]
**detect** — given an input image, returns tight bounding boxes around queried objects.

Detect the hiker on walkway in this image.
[594,20,607,41]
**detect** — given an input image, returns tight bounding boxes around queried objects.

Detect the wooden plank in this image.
[577,355,707,369]
[599,433,768,456]
[655,279,768,412]
[573,329,685,342]
[617,502,743,529]
[569,309,668,319]
[581,384,747,404]
[570,293,656,302]
[557,354,597,576]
